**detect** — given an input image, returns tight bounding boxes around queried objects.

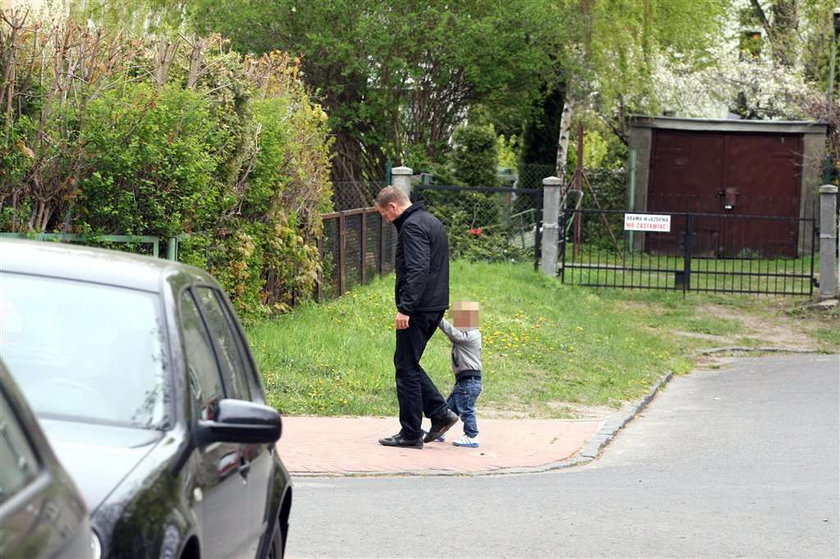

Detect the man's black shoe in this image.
[423,410,458,443]
[379,433,423,449]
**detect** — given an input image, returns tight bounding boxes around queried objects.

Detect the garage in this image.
[628,116,827,257]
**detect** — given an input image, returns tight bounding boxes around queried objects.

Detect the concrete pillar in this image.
[391,166,414,198]
[541,176,563,277]
[819,185,838,300]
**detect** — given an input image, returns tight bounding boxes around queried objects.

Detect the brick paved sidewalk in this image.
[276,416,605,476]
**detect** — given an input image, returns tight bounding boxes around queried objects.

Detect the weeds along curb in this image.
[700,346,821,355]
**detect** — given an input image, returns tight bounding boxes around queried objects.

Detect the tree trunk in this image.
[554,91,574,188]
[748,0,798,66]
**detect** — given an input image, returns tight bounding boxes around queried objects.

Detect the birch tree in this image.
[548,0,730,188]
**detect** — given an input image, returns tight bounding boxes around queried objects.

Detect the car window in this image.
[193,288,252,401]
[179,291,223,422]
[0,273,169,429]
[0,390,40,505]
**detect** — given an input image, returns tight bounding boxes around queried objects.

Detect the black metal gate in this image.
[559,209,817,296]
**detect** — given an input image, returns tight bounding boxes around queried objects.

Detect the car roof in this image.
[0,239,215,292]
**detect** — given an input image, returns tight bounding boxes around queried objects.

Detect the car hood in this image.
[39,418,164,511]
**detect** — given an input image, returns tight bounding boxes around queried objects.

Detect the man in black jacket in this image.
[375,186,458,448]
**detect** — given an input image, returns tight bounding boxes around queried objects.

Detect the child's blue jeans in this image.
[446,376,482,438]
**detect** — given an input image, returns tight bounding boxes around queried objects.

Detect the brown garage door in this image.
[646,129,803,258]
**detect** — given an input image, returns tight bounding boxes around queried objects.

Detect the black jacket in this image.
[393,202,449,314]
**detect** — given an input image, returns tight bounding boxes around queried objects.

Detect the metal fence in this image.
[517,163,555,190]
[316,184,544,302]
[414,185,543,268]
[1,218,397,305]
[0,232,168,257]
[331,181,387,212]
[559,209,817,296]
[316,183,546,302]
[318,207,397,301]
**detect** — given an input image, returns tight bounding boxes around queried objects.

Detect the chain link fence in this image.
[316,164,572,301]
[331,181,387,211]
[517,163,555,189]
[318,182,544,302]
[415,185,542,266]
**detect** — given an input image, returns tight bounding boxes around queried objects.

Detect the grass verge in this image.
[248,260,838,418]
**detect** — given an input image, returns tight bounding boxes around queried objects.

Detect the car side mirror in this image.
[195,399,282,447]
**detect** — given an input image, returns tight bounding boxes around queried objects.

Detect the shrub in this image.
[77,83,225,237]
[0,17,332,319]
[450,123,500,187]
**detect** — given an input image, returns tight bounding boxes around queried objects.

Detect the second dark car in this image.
[0,240,292,559]
[0,358,94,559]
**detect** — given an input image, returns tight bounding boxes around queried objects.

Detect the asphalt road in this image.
[286,354,840,558]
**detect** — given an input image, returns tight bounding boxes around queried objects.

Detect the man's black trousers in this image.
[394,310,449,440]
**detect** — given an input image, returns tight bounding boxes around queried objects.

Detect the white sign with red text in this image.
[623,213,671,232]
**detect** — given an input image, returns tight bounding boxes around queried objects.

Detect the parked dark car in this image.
[0,239,292,558]
[0,358,94,558]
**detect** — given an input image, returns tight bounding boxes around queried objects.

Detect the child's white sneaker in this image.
[452,435,479,448]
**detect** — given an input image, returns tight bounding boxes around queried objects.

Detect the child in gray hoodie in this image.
[437,301,482,447]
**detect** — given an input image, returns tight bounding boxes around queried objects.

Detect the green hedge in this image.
[0,22,332,319]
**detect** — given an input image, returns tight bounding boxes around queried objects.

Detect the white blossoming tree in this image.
[652,42,813,119]
[650,0,835,121]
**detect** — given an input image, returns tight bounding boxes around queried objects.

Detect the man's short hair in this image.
[375,186,410,208]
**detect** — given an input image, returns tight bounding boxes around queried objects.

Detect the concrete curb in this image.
[572,371,674,463]
[292,352,834,479]
[462,369,676,476]
[292,370,677,479]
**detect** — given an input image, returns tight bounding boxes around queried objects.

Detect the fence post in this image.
[534,193,543,272]
[540,176,563,277]
[627,150,637,252]
[166,236,179,261]
[378,211,385,276]
[316,235,324,302]
[680,214,694,294]
[391,166,414,198]
[338,211,346,295]
[360,211,368,285]
[819,185,838,300]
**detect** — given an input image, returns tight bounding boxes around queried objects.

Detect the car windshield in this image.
[0,272,169,429]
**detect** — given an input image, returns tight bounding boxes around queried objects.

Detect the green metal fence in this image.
[0,233,169,259]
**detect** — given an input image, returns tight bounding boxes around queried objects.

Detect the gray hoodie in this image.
[438,318,482,379]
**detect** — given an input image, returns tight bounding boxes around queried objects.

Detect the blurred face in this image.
[376,202,400,223]
[451,302,480,328]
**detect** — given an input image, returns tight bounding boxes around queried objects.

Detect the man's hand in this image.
[395,311,410,330]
